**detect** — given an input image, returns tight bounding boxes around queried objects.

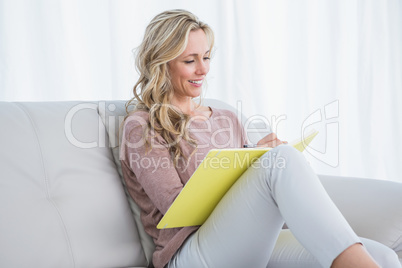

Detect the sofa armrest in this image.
[318,174,402,255]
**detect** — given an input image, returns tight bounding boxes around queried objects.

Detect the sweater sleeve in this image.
[120,112,183,215]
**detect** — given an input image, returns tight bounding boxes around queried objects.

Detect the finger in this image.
[258,133,278,145]
[274,139,283,147]
[277,139,287,146]
[266,139,283,148]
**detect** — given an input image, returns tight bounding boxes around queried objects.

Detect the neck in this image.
[171,97,198,115]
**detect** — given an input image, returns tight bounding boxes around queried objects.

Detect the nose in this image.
[196,59,209,75]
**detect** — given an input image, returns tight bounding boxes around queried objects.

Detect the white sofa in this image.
[0,99,401,267]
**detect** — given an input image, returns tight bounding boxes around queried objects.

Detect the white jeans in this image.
[167,145,400,268]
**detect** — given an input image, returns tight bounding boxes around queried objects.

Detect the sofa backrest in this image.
[0,101,148,268]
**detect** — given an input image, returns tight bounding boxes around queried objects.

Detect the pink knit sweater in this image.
[120,106,247,268]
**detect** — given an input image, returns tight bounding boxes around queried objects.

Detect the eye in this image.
[204,57,210,61]
[184,60,194,64]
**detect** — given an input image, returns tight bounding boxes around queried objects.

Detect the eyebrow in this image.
[183,50,210,57]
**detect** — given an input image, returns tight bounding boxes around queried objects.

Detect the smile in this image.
[189,80,203,85]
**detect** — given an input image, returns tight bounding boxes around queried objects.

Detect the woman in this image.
[120,9,399,268]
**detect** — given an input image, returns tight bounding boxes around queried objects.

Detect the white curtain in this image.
[1,0,401,182]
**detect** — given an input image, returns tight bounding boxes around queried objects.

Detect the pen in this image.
[243,144,258,148]
[243,142,288,148]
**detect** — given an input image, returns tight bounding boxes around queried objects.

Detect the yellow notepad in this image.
[157,129,319,229]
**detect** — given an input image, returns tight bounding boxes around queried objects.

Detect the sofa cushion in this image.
[319,175,402,259]
[0,102,147,267]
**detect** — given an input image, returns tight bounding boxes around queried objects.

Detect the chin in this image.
[190,93,202,99]
[187,89,202,99]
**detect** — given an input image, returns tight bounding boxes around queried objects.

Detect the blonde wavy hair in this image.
[125,9,214,165]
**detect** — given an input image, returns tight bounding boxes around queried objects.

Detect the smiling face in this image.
[168,29,211,102]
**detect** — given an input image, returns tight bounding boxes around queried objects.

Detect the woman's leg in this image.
[268,230,400,267]
[167,145,362,268]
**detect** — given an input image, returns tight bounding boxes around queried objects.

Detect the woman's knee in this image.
[268,144,301,158]
[261,144,304,170]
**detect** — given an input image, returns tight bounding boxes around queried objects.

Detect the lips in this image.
[188,80,203,85]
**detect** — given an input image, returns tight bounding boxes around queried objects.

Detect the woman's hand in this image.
[257,133,287,148]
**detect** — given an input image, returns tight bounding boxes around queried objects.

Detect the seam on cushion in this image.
[15,103,76,267]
